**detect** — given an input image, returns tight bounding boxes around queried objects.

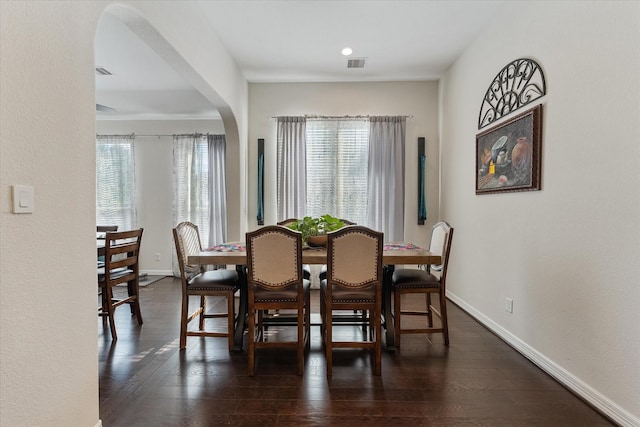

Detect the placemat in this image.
[208,242,246,252]
[384,243,423,251]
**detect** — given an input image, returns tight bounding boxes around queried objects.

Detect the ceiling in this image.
[95,0,506,120]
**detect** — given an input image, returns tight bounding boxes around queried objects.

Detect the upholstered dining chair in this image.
[245,225,311,376]
[98,228,144,340]
[277,219,312,280]
[318,219,355,282]
[320,225,384,376]
[391,221,454,347]
[173,222,239,350]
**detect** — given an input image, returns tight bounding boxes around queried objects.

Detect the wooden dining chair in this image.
[277,219,311,280]
[318,219,355,282]
[391,221,454,347]
[173,222,239,350]
[98,228,144,340]
[320,225,384,376]
[245,225,311,376]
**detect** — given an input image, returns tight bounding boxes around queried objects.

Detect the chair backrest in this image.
[246,225,303,290]
[102,229,144,285]
[428,221,454,275]
[97,225,119,232]
[173,222,203,279]
[327,225,383,289]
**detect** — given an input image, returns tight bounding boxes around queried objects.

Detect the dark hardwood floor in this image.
[99,277,613,426]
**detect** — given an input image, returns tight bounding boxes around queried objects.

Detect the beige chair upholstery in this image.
[392,221,454,346]
[320,226,383,376]
[173,222,238,350]
[246,225,311,376]
[318,219,356,282]
[277,219,312,280]
[98,228,144,340]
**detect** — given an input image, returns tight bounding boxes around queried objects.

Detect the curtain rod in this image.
[269,114,413,120]
[96,133,221,138]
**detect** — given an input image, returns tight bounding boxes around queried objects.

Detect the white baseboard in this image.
[447,291,639,427]
[94,420,102,427]
[140,270,173,276]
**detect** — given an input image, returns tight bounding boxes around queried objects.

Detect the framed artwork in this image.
[476,104,543,195]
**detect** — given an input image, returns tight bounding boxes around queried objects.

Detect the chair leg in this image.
[426,293,433,327]
[248,306,256,376]
[393,288,401,348]
[105,286,117,340]
[227,291,235,351]
[319,286,326,344]
[439,291,449,346]
[325,302,333,377]
[179,293,189,350]
[374,307,382,376]
[297,302,304,375]
[305,291,311,351]
[199,295,206,330]
[130,280,143,326]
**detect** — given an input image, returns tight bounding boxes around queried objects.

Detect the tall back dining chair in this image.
[391,221,454,347]
[318,219,355,282]
[277,219,312,280]
[245,225,311,376]
[98,228,144,340]
[320,225,384,376]
[173,222,239,350]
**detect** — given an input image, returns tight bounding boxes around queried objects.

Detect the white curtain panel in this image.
[367,116,406,242]
[277,117,307,221]
[207,134,228,247]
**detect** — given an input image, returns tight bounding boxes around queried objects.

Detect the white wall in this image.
[96,119,225,274]
[0,2,247,426]
[440,2,640,425]
[248,81,440,249]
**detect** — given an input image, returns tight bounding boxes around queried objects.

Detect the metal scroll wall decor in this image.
[257,138,264,225]
[478,58,546,129]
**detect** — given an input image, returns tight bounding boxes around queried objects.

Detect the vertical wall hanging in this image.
[257,138,264,225]
[417,137,427,225]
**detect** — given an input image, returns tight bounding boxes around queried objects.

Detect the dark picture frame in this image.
[475,104,543,195]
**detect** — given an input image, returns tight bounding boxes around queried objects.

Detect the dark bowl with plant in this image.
[286,214,345,247]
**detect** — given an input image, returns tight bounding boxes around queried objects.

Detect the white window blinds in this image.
[173,134,210,243]
[305,119,369,225]
[96,135,136,230]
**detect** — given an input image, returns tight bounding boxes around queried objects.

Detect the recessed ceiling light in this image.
[341,47,353,56]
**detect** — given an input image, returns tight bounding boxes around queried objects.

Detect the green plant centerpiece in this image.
[286,214,345,247]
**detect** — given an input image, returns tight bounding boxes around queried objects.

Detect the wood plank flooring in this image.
[99,277,613,426]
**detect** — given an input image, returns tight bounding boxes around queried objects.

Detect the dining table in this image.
[189,241,441,352]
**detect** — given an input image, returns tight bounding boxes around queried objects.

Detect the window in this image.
[173,134,210,242]
[277,116,405,241]
[305,119,369,225]
[173,134,228,248]
[96,135,135,230]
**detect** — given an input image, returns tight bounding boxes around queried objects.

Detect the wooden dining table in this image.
[189,242,441,351]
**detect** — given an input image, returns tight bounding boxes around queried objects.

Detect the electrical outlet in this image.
[505,297,513,313]
[155,253,161,261]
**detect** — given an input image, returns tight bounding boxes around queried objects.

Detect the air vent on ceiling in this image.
[95,67,113,76]
[96,104,117,114]
[347,58,366,69]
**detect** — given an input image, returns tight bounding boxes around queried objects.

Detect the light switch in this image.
[12,185,34,214]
